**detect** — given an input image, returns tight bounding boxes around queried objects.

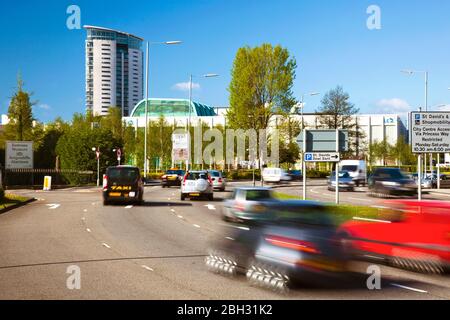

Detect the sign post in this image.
[298,130,348,203]
[6,141,33,169]
[172,133,190,170]
[410,111,450,200]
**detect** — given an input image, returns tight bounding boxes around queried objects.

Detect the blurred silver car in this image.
[209,170,227,191]
[327,171,355,192]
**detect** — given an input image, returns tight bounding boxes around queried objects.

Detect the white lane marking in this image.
[92,202,96,205]
[390,283,428,294]
[102,243,111,249]
[205,204,216,210]
[225,237,235,241]
[349,197,372,203]
[125,205,133,209]
[83,209,88,212]
[353,217,391,224]
[46,204,61,210]
[193,224,201,228]
[177,215,183,219]
[86,228,91,233]
[168,198,171,201]
[37,198,45,201]
[81,217,86,221]
[141,265,154,272]
[171,209,176,213]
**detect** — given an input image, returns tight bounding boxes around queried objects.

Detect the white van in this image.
[339,160,367,186]
[262,168,292,184]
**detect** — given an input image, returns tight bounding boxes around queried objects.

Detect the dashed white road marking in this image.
[141,265,154,272]
[46,204,61,210]
[125,205,133,209]
[349,197,372,203]
[205,204,216,210]
[168,198,171,201]
[193,224,201,228]
[171,209,176,213]
[353,217,391,224]
[225,237,235,241]
[177,215,183,219]
[83,209,88,212]
[92,202,96,205]
[81,217,86,221]
[102,243,111,249]
[86,228,91,233]
[390,283,428,294]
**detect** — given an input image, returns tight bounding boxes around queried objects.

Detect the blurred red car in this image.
[340,200,450,274]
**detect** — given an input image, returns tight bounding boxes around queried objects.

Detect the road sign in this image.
[304,152,340,162]
[172,133,190,162]
[410,112,450,153]
[296,130,349,152]
[5,141,33,169]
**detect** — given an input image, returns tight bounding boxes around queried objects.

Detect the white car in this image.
[339,160,367,187]
[181,171,214,201]
[209,170,227,191]
[262,168,292,184]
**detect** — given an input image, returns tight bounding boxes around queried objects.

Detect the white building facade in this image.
[85,26,144,117]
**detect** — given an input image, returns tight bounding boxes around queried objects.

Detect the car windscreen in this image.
[107,168,140,183]
[186,172,208,180]
[210,171,221,177]
[341,165,358,172]
[273,206,336,226]
[245,190,273,201]
[167,170,183,175]
[377,169,406,179]
[331,172,350,178]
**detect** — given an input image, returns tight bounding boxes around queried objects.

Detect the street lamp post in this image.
[144,40,182,179]
[92,147,100,187]
[402,69,429,183]
[187,73,219,171]
[295,92,320,199]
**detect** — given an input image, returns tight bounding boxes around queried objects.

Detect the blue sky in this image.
[1,0,450,123]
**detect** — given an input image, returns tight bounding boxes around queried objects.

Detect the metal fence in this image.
[2,169,95,188]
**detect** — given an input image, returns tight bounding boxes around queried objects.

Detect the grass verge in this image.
[1,193,31,210]
[273,191,381,224]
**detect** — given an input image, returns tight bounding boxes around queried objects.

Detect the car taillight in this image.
[208,176,213,185]
[218,178,223,183]
[234,203,245,212]
[103,175,108,190]
[183,174,187,186]
[162,175,167,179]
[264,235,321,254]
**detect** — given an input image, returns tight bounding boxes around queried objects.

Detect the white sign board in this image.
[304,152,340,162]
[411,112,450,153]
[6,141,33,169]
[172,133,190,162]
[445,153,450,164]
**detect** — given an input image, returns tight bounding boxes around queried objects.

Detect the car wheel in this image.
[103,199,109,206]
[180,194,185,201]
[208,194,214,201]
[246,260,290,294]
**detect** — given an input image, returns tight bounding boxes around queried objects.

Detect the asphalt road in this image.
[1,182,449,300]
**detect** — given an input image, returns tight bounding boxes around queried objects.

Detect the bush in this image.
[306,169,330,178]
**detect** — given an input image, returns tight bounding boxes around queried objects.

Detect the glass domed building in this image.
[123,98,227,128]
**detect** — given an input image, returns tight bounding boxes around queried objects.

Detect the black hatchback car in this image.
[103,166,144,205]
[368,168,417,197]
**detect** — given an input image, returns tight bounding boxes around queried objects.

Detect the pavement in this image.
[0,181,449,300]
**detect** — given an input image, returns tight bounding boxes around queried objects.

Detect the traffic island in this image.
[0,193,36,215]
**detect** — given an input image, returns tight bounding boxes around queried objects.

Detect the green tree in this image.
[35,118,70,169]
[227,43,297,131]
[277,116,301,165]
[56,113,122,184]
[5,75,36,141]
[315,86,361,156]
[370,139,392,166]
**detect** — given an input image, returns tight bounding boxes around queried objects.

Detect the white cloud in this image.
[375,98,411,114]
[36,104,51,110]
[437,104,450,111]
[172,82,201,92]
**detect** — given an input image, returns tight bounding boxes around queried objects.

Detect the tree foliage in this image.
[227,44,297,131]
[5,76,36,141]
[315,86,361,156]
